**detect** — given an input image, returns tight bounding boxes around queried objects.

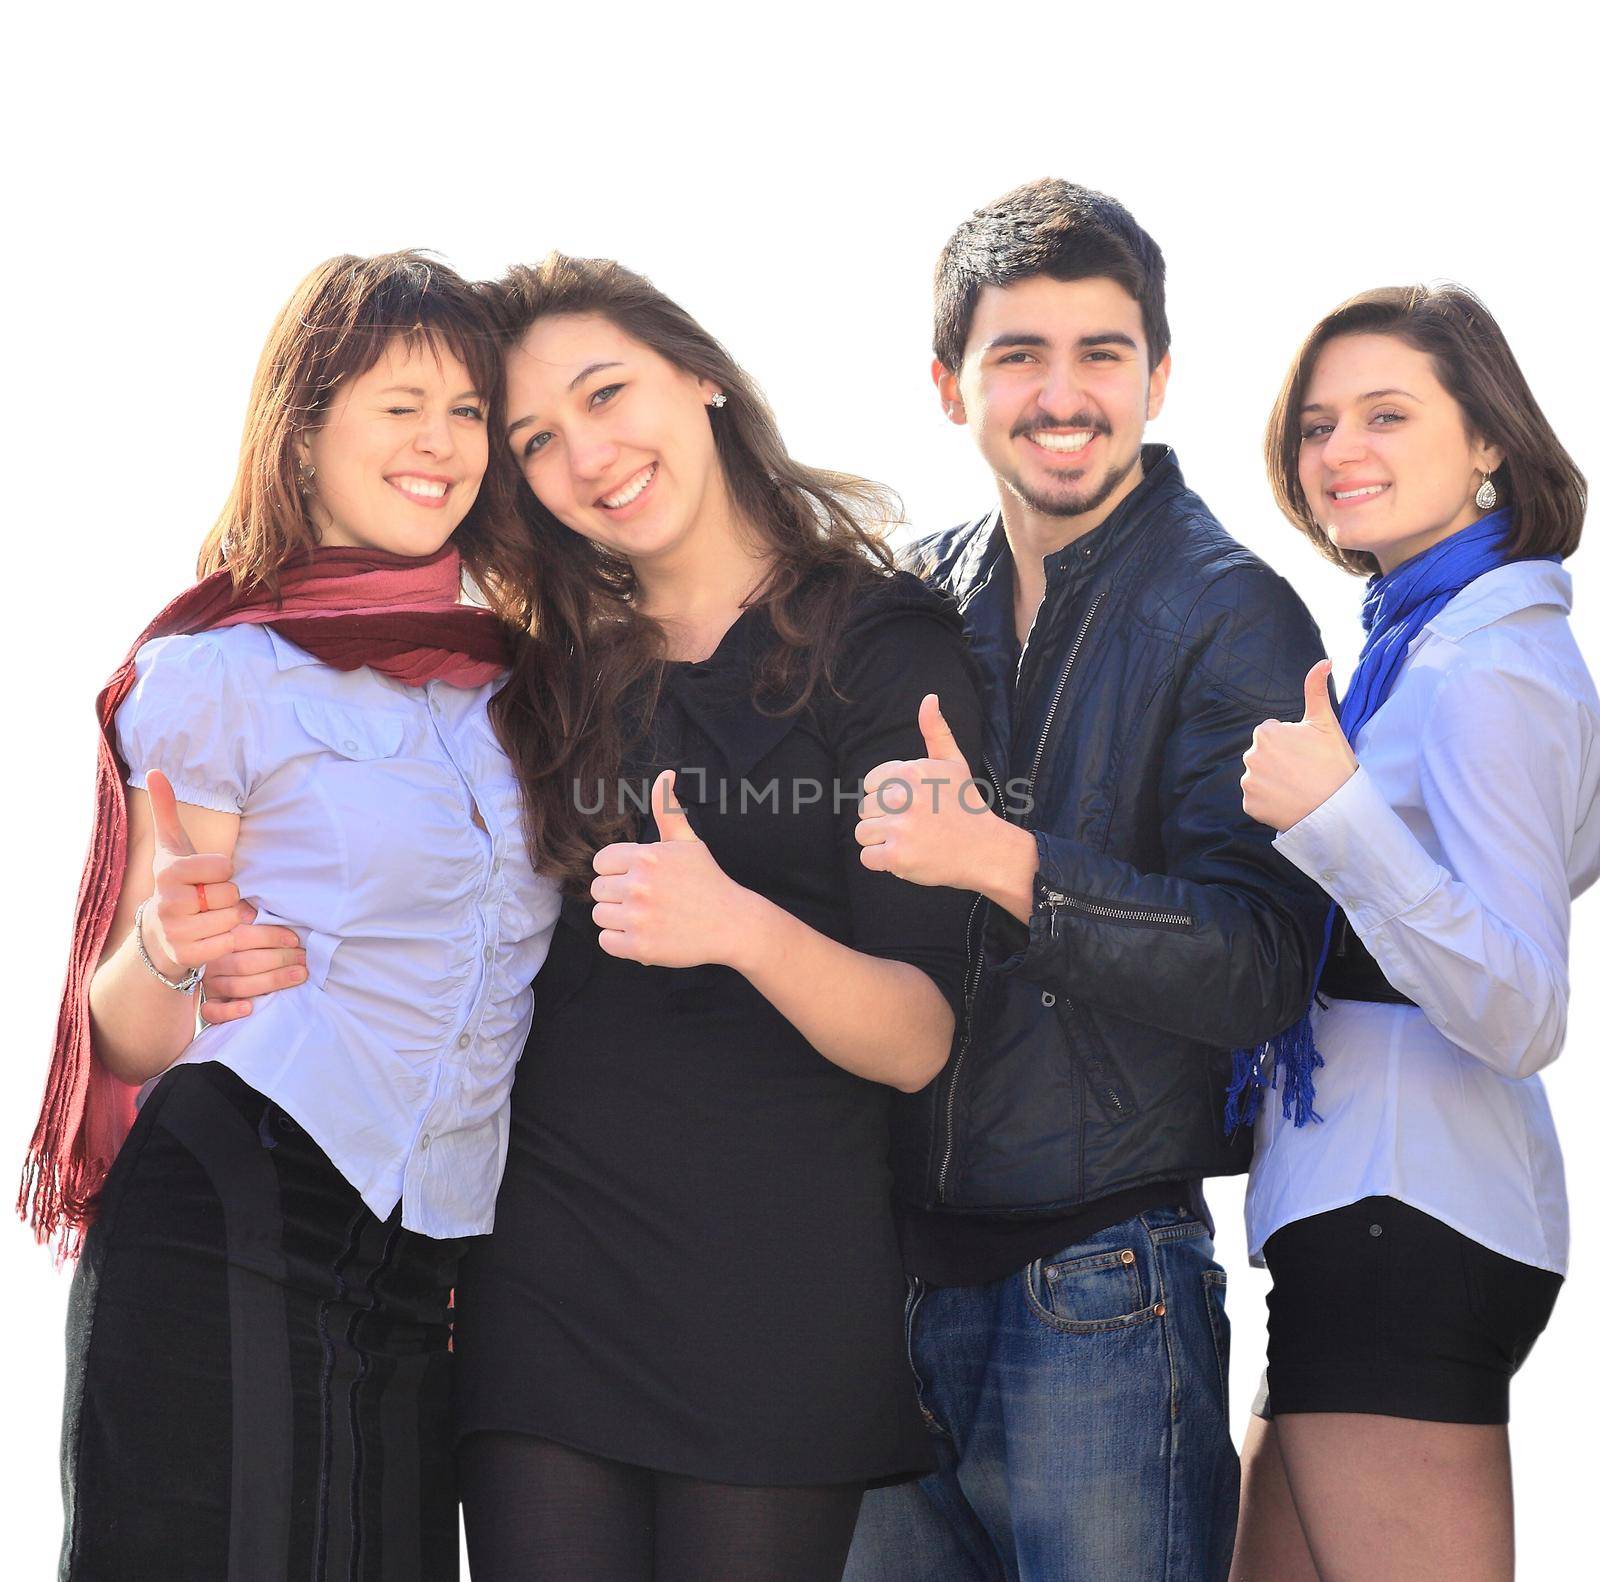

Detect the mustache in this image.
[1012,411,1112,442]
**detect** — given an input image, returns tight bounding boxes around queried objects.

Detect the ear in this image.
[1145,351,1172,422]
[1473,435,1506,478]
[933,358,967,426]
[696,374,722,405]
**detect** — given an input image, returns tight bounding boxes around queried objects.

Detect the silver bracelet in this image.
[133,898,205,995]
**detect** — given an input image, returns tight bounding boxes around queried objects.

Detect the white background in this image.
[4,3,1595,1575]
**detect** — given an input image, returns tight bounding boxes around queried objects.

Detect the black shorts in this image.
[1255,1196,1561,1425]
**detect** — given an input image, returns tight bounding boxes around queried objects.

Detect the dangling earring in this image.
[709,392,728,409]
[298,461,317,495]
[1475,470,1498,511]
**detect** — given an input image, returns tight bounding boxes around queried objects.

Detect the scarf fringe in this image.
[1225,905,1336,1136]
[1225,1016,1325,1135]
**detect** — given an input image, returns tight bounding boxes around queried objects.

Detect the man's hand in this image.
[1241,660,1359,832]
[855,694,1004,890]
[589,771,761,969]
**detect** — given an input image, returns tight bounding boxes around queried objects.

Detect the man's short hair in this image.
[934,179,1169,374]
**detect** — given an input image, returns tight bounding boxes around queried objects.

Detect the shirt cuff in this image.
[1272,766,1446,931]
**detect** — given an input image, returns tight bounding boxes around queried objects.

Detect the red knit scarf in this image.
[20,544,512,1255]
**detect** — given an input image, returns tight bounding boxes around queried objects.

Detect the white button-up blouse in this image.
[1247,562,1600,1275]
[117,623,560,1238]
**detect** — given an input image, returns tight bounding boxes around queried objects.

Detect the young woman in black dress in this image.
[450,255,987,1582]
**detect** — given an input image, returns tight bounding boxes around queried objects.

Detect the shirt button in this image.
[482,945,493,963]
[457,1033,470,1049]
[420,1134,432,1151]
[343,739,359,753]
[1041,991,1056,1008]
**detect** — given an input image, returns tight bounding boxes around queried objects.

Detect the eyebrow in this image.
[1300,387,1418,414]
[377,385,485,400]
[981,330,1139,354]
[505,361,625,437]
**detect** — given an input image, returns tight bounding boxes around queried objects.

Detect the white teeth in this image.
[1332,485,1387,500]
[601,463,656,509]
[394,478,448,500]
[1029,431,1095,453]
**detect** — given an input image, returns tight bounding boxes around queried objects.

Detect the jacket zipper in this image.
[936,750,1003,1200]
[1025,591,1104,794]
[1039,890,1191,930]
[936,585,1095,1199]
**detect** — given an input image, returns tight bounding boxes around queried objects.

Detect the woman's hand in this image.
[590,771,761,969]
[1241,660,1360,832]
[197,914,309,1025]
[141,769,250,979]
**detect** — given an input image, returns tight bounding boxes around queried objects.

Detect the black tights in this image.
[460,1432,864,1582]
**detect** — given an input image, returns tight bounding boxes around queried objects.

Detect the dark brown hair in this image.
[1266,283,1586,576]
[197,250,526,598]
[933,178,1169,373]
[483,253,899,889]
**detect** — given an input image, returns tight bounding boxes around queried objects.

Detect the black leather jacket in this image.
[893,447,1330,1212]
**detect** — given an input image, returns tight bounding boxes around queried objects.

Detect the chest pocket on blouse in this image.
[292,698,405,762]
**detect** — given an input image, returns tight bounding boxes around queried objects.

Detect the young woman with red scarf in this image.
[24,252,560,1581]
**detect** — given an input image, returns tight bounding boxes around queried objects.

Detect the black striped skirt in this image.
[60,1061,463,1580]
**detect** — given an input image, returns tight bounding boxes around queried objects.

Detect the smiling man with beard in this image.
[843,180,1330,1582]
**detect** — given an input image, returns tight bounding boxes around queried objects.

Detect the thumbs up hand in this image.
[856,694,997,889]
[140,768,249,982]
[589,770,755,968]
[1240,660,1360,832]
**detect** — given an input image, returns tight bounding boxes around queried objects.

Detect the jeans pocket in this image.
[1202,1268,1230,1396]
[1025,1245,1155,1333]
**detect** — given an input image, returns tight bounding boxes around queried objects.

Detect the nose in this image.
[566,425,619,483]
[1037,359,1088,423]
[1322,416,1369,470]
[412,407,456,461]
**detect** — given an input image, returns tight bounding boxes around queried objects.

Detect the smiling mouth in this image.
[1024,430,1098,457]
[598,462,657,510]
[1329,484,1389,503]
[388,475,453,508]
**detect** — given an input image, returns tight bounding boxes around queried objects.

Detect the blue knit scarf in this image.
[1224,508,1519,1133]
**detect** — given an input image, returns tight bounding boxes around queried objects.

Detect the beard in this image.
[1005,452,1135,520]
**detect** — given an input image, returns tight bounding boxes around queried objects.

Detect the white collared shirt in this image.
[1247,561,1600,1274]
[118,623,560,1238]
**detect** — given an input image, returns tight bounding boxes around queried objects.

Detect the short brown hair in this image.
[197,251,513,592]
[1266,283,1585,576]
[933,178,1169,373]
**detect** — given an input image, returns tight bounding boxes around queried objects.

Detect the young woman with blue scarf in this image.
[1226,285,1597,1582]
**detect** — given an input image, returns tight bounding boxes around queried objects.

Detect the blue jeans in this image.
[844,1206,1238,1582]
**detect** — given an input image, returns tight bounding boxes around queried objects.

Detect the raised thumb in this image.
[145,768,196,856]
[918,693,968,768]
[1301,661,1337,727]
[651,770,700,843]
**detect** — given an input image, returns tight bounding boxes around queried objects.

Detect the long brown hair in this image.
[484,253,900,890]
[1265,283,1586,576]
[198,250,528,599]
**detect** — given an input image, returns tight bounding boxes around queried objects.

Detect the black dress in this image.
[453,572,986,1486]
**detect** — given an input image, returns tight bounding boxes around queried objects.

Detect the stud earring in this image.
[1475,471,1497,510]
[709,392,727,408]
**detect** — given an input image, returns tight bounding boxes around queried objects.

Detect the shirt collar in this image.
[1423,559,1572,642]
[264,624,322,671]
